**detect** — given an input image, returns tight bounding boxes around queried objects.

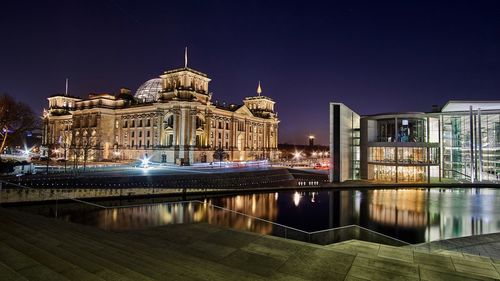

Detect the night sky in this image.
[1,1,499,145]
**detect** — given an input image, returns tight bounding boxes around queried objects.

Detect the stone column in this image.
[190,109,197,147]
[232,119,237,148]
[205,113,211,148]
[173,109,180,147]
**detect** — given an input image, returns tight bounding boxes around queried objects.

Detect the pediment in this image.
[234,105,254,117]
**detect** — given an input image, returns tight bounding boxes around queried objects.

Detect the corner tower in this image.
[243,81,276,119]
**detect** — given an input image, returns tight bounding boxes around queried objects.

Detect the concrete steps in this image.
[1,207,500,280]
[0,208,267,281]
[328,240,500,281]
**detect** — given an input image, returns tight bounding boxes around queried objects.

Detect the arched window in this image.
[165,115,174,128]
[196,116,203,129]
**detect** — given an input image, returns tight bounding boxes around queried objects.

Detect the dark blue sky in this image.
[1,1,499,144]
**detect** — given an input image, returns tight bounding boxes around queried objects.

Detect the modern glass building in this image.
[330,101,500,183]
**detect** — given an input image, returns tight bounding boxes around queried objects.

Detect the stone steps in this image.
[0,261,29,281]
[0,219,141,281]
[327,240,500,281]
[30,221,262,280]
[0,208,267,280]
[1,207,500,281]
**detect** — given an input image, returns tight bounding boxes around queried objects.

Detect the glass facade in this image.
[366,115,440,183]
[442,112,500,181]
[351,129,361,179]
[376,118,428,142]
[368,147,395,163]
[368,146,439,165]
[331,100,500,183]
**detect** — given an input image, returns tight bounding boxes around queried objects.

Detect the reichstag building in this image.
[43,60,279,165]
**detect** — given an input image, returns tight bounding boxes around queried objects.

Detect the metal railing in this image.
[3,191,408,246]
[4,183,495,257]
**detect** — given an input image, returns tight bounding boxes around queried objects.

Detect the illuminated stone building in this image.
[330,101,500,183]
[43,55,279,164]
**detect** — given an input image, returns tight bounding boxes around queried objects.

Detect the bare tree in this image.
[0,94,37,153]
[213,148,228,168]
[81,129,97,172]
[70,131,81,172]
[59,129,72,172]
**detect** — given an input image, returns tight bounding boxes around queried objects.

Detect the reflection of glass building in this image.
[330,101,500,183]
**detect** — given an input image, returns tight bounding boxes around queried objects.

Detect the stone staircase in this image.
[0,207,499,280]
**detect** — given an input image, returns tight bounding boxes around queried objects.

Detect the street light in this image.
[140,156,150,168]
[293,151,302,160]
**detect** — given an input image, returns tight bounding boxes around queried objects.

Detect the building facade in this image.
[330,101,500,183]
[43,65,279,164]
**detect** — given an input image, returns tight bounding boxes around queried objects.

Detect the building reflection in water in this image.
[361,188,500,243]
[81,193,279,234]
[368,189,427,228]
[59,188,500,243]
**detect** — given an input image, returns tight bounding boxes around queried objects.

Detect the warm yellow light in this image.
[293,192,302,207]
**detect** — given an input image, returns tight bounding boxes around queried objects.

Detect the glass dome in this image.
[134,78,163,102]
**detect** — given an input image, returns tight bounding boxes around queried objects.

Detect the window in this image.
[147,119,151,127]
[196,117,203,129]
[368,147,395,163]
[147,131,150,137]
[225,122,229,130]
[218,122,222,129]
[496,122,500,145]
[131,131,135,137]
[131,140,135,147]
[139,131,142,138]
[218,132,221,139]
[166,115,174,128]
[139,120,143,127]
[131,120,135,127]
[123,120,128,128]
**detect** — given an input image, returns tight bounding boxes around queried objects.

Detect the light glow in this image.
[293,192,302,207]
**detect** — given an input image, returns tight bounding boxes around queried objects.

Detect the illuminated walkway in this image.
[0,208,499,280]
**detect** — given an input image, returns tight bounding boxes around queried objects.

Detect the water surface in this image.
[14,187,500,244]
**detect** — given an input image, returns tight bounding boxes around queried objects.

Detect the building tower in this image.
[309,135,315,147]
[243,81,279,159]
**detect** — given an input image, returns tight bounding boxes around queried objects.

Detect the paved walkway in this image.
[0,207,499,280]
[411,232,500,260]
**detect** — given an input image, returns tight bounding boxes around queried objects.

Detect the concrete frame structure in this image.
[329,101,500,183]
[329,103,360,182]
[43,64,279,165]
